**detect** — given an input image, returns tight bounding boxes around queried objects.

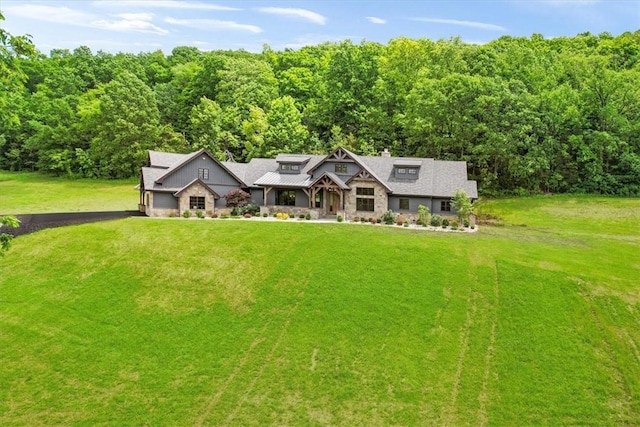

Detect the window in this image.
[335,163,348,174]
[291,164,299,171]
[190,196,205,210]
[408,168,418,175]
[441,201,451,212]
[198,168,209,180]
[276,190,296,206]
[397,168,406,174]
[399,198,409,210]
[356,198,375,211]
[315,193,322,208]
[280,164,291,171]
[356,187,374,196]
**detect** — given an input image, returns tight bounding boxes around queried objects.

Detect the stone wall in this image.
[260,206,321,219]
[344,180,388,220]
[177,182,217,215]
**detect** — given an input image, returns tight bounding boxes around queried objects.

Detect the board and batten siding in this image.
[312,161,360,181]
[388,196,431,213]
[161,156,242,189]
[153,192,178,209]
[250,188,264,205]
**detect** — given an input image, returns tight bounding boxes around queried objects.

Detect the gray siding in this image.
[388,196,431,213]
[153,192,178,209]
[312,161,360,181]
[250,188,264,205]
[266,188,310,207]
[162,157,241,188]
[431,198,457,215]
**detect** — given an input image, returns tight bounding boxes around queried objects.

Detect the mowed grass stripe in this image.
[1,209,639,425]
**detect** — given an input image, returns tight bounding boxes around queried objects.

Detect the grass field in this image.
[1,178,639,425]
[0,171,137,214]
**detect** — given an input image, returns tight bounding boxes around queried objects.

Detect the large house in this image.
[139,146,477,219]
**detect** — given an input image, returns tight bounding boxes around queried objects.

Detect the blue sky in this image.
[1,0,638,54]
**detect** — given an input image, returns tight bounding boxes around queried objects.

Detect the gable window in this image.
[408,168,418,175]
[356,187,374,196]
[190,196,205,210]
[198,168,209,180]
[399,198,410,210]
[441,201,451,212]
[276,189,296,206]
[335,163,348,174]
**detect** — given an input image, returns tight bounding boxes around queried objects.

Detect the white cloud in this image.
[94,18,169,34]
[411,18,506,31]
[256,7,327,25]
[4,4,96,26]
[4,4,168,34]
[93,1,241,11]
[366,16,387,24]
[165,17,262,33]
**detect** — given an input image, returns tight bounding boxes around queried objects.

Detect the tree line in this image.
[1,15,639,195]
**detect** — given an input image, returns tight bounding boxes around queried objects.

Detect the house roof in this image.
[148,150,189,168]
[394,159,423,167]
[309,172,350,190]
[155,149,246,187]
[173,178,221,198]
[275,154,311,163]
[253,171,312,187]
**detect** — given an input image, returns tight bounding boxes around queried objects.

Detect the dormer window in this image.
[397,168,406,174]
[408,168,418,175]
[281,164,291,171]
[394,159,422,179]
[291,165,299,171]
[335,163,348,173]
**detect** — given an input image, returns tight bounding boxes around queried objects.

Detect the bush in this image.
[262,212,268,217]
[430,215,442,227]
[360,217,366,223]
[220,213,229,219]
[369,217,375,223]
[195,209,205,218]
[241,203,260,216]
[463,219,470,228]
[168,211,176,218]
[442,218,450,227]
[381,210,396,225]
[243,213,252,218]
[418,204,431,227]
[471,225,475,230]
[305,213,311,220]
[182,210,191,218]
[276,212,289,220]
[337,214,343,222]
[299,214,305,219]
[211,213,219,218]
[230,206,239,216]
[353,216,360,223]
[396,218,404,226]
[376,218,381,224]
[206,210,213,217]
[451,220,459,228]
[403,222,409,228]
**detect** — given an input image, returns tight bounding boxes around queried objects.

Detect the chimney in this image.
[381,148,391,158]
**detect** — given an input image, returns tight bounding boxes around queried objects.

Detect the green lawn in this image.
[0,171,138,214]
[1,194,639,425]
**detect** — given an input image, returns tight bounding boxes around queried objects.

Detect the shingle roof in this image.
[148,151,189,168]
[309,172,350,190]
[173,178,221,198]
[155,149,246,186]
[275,154,311,163]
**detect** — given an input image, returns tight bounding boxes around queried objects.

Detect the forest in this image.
[1,14,639,195]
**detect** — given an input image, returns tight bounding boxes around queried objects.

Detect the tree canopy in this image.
[1,24,639,196]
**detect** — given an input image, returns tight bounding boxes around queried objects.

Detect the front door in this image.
[327,191,340,213]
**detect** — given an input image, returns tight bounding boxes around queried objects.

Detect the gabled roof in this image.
[308,147,392,192]
[173,178,221,198]
[155,149,246,187]
[149,151,189,168]
[309,172,350,190]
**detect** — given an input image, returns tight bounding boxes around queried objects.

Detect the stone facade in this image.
[177,181,217,215]
[344,179,388,220]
